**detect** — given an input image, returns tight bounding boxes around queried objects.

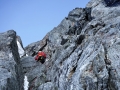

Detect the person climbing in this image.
[35,51,46,64]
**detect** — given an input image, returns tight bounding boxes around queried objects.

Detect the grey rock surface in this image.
[23,0,120,90]
[0,30,24,90]
[0,0,120,90]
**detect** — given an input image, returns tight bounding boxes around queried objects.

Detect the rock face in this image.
[22,0,120,90]
[0,30,24,90]
[24,0,120,90]
[0,0,120,90]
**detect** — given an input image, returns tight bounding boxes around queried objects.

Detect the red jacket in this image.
[35,51,46,60]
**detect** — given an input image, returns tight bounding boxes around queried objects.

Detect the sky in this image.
[0,0,90,47]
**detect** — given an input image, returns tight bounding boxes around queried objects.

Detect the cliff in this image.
[0,30,24,90]
[0,0,120,90]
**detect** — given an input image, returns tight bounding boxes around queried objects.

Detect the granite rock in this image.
[0,0,120,90]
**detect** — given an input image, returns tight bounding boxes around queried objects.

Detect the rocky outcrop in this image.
[0,0,120,90]
[0,30,24,90]
[24,0,120,90]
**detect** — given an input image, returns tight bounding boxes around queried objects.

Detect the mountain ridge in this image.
[0,0,120,90]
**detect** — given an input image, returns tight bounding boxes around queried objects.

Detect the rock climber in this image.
[35,51,46,64]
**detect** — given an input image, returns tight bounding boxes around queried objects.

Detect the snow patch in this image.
[17,40,24,58]
[70,85,73,90]
[80,63,88,71]
[9,53,13,58]
[26,54,28,56]
[46,58,49,61]
[24,75,29,90]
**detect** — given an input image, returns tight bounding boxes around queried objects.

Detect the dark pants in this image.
[38,56,45,64]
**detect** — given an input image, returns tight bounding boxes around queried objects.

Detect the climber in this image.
[35,51,46,64]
